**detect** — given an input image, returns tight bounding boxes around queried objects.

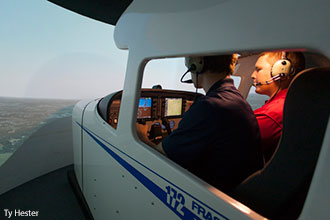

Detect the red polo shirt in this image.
[254,89,288,163]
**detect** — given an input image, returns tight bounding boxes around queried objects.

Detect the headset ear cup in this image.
[195,57,204,74]
[185,57,204,74]
[271,59,292,77]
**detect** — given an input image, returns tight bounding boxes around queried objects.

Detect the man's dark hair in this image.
[203,54,238,75]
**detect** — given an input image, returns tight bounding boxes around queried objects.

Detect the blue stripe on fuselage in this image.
[77,122,229,220]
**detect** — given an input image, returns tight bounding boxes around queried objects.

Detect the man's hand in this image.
[136,123,149,142]
[136,123,156,147]
[136,123,167,156]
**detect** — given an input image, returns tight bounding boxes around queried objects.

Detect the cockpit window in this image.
[231,76,242,89]
[246,89,268,110]
[142,58,198,93]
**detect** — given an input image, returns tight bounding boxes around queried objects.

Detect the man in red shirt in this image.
[251,51,305,162]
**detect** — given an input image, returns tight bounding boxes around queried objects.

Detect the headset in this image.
[185,57,205,74]
[254,51,294,86]
[181,57,204,83]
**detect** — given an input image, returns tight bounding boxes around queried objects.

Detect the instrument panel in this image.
[97,89,202,143]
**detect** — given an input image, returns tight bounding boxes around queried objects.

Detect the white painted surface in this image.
[72,99,96,190]
[115,0,330,58]
[74,0,330,219]
[80,101,266,220]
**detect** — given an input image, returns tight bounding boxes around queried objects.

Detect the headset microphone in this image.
[253,73,285,87]
[182,79,193,84]
[180,65,195,84]
[253,82,265,87]
[180,57,205,84]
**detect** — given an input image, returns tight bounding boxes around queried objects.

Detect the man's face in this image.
[251,55,277,96]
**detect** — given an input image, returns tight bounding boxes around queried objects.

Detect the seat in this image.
[229,67,330,219]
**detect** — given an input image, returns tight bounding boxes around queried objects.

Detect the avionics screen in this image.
[165,98,182,117]
[137,97,152,119]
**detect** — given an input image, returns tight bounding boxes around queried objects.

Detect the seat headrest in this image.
[230,67,330,219]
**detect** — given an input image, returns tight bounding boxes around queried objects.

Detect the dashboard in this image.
[98,89,202,143]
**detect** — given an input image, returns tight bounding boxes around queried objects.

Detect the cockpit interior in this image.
[84,50,330,219]
[98,89,203,144]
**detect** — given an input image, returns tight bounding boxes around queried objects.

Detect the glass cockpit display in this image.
[105,89,202,129]
[164,98,182,117]
[138,97,152,119]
